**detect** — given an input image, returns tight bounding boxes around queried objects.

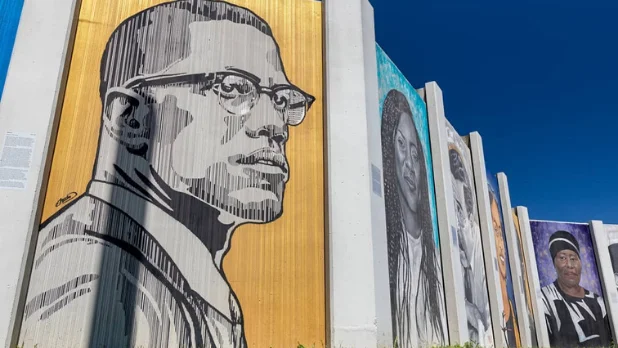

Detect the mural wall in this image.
[530,220,611,348]
[606,224,618,292]
[486,172,520,347]
[17,0,325,347]
[0,0,24,98]
[511,209,538,347]
[377,46,448,348]
[445,121,493,347]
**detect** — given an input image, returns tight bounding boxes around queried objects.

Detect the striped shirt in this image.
[541,281,610,348]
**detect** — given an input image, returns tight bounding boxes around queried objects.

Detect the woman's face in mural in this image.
[491,199,507,281]
[394,112,421,215]
[395,113,421,212]
[554,250,582,288]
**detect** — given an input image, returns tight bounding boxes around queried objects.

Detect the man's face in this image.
[395,112,421,214]
[453,179,470,234]
[491,199,507,280]
[554,249,582,288]
[452,178,470,267]
[140,21,308,223]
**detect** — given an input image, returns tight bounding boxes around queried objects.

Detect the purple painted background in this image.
[530,220,603,296]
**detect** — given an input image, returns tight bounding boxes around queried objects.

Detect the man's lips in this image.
[230,149,288,173]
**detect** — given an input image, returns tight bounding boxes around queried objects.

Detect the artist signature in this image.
[55,192,78,207]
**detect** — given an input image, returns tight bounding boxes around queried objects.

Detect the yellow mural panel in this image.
[28,0,324,347]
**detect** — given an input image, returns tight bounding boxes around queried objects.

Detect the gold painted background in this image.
[40,0,325,346]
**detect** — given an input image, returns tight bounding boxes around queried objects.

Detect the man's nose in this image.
[245,96,288,146]
[254,125,288,145]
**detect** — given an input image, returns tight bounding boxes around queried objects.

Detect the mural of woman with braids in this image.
[381,89,447,348]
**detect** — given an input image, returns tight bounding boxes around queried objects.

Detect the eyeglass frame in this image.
[104,69,315,126]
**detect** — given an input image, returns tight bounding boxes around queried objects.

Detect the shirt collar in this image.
[87,180,234,321]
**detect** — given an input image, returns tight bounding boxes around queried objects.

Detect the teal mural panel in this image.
[377,44,448,348]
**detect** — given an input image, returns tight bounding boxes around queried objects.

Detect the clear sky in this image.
[0,0,25,98]
[372,0,618,224]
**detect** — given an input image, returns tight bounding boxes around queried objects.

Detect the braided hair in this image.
[381,89,445,346]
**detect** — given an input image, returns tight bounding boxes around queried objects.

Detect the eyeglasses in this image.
[116,70,315,126]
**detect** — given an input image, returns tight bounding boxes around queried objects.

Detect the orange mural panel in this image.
[21,0,325,347]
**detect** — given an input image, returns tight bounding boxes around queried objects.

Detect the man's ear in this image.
[103,87,150,156]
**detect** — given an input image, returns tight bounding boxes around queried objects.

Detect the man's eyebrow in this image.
[225,67,261,83]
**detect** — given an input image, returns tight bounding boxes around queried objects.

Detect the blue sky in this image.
[372,0,618,224]
[0,0,24,98]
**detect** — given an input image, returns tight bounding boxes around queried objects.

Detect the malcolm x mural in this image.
[18,1,314,347]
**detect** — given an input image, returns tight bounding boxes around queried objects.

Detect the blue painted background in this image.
[486,171,518,317]
[377,44,440,248]
[0,0,25,99]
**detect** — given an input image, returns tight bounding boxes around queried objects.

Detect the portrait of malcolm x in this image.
[18,1,314,347]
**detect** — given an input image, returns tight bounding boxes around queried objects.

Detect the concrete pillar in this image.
[498,173,532,347]
[515,206,551,347]
[0,0,80,346]
[324,0,386,346]
[424,82,469,345]
[468,132,507,348]
[589,220,618,340]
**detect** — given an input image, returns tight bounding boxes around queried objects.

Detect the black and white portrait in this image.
[445,123,493,347]
[18,1,314,347]
[381,89,446,348]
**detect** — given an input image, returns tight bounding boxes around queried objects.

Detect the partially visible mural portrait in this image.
[17,0,325,347]
[487,172,520,347]
[606,224,618,291]
[377,45,448,348]
[531,221,612,348]
[445,122,493,347]
[0,0,24,98]
[512,209,538,347]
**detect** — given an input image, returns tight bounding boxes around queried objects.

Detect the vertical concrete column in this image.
[0,0,80,346]
[497,173,532,347]
[516,206,551,347]
[468,132,507,348]
[589,220,618,340]
[324,0,384,346]
[424,82,469,345]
